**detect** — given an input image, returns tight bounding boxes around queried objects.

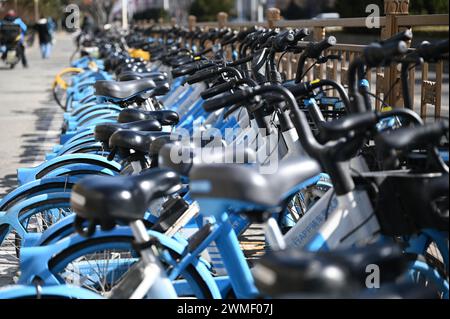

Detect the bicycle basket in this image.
[354,171,449,236]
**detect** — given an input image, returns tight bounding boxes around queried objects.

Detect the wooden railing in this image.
[138,0,449,120]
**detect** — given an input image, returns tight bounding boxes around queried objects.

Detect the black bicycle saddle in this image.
[95,78,156,100]
[72,169,181,230]
[94,119,162,145]
[118,109,179,126]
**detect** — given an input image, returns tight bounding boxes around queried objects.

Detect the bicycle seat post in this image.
[129,220,158,265]
[129,220,178,299]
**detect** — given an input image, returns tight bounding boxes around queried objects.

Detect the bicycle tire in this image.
[47,235,214,299]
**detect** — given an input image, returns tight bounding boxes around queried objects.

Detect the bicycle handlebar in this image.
[204,85,355,159]
[307,36,337,58]
[272,30,296,51]
[171,60,214,78]
[293,28,311,42]
[201,78,259,100]
[201,80,238,100]
[295,36,337,83]
[364,40,408,67]
[184,65,243,85]
[203,89,250,112]
[202,81,237,100]
[376,120,448,153]
[381,29,413,46]
[184,67,219,84]
[417,39,449,62]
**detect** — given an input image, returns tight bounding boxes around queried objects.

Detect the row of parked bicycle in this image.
[0,24,448,299]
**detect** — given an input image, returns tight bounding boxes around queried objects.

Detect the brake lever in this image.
[316,55,342,64]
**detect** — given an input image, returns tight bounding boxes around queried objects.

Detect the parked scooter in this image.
[0,22,21,69]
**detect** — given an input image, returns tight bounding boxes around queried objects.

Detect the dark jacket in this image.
[34,20,52,44]
[1,16,27,43]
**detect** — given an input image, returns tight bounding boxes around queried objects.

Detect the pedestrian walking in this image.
[33,18,53,59]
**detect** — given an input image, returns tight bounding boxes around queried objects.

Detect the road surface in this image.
[0,33,73,286]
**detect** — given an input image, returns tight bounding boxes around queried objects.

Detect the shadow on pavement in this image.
[0,174,17,198]
[18,93,59,165]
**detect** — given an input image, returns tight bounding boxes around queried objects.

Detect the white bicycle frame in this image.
[108,220,178,299]
[283,156,381,251]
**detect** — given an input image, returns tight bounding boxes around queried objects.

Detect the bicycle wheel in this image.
[0,195,73,285]
[52,68,83,111]
[13,196,73,255]
[15,206,74,254]
[48,235,214,299]
[58,144,107,157]
[0,177,77,212]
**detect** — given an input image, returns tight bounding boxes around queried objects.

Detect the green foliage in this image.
[189,0,234,21]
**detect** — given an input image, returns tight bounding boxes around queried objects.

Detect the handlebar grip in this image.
[203,90,249,113]
[377,121,448,152]
[171,61,215,78]
[171,64,195,78]
[417,121,449,145]
[171,61,200,78]
[381,29,413,45]
[218,29,230,38]
[364,41,408,67]
[294,28,311,42]
[237,27,258,41]
[256,30,278,49]
[284,82,311,98]
[306,36,337,58]
[319,110,379,136]
[184,67,219,85]
[274,30,296,51]
[417,40,449,62]
[201,80,237,100]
